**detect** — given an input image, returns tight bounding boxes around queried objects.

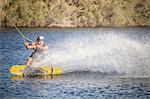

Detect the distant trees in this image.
[2,0,48,27]
[1,0,150,27]
[0,0,7,26]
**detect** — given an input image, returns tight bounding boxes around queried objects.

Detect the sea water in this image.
[0,27,150,99]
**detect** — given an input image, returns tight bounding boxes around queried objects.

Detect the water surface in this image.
[0,27,150,99]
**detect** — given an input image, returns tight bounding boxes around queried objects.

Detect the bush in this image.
[1,0,150,27]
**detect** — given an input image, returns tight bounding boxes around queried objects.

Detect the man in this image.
[24,36,49,67]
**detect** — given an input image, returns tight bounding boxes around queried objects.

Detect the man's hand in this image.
[24,42,36,49]
[32,42,36,46]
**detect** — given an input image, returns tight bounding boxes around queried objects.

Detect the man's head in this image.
[37,36,45,46]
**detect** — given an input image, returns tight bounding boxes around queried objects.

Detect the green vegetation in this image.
[0,0,150,27]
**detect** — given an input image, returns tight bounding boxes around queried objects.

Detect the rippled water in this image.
[0,27,150,99]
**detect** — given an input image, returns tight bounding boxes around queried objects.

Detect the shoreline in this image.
[0,26,149,32]
[0,25,149,28]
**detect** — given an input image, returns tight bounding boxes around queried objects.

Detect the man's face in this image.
[37,40,44,46]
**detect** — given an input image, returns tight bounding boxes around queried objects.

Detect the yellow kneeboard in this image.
[10,65,63,76]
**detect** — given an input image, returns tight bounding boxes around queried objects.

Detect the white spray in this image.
[31,29,150,77]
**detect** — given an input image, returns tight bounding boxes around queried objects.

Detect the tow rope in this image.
[2,11,34,43]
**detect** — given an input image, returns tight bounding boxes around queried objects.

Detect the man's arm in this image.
[24,42,36,49]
